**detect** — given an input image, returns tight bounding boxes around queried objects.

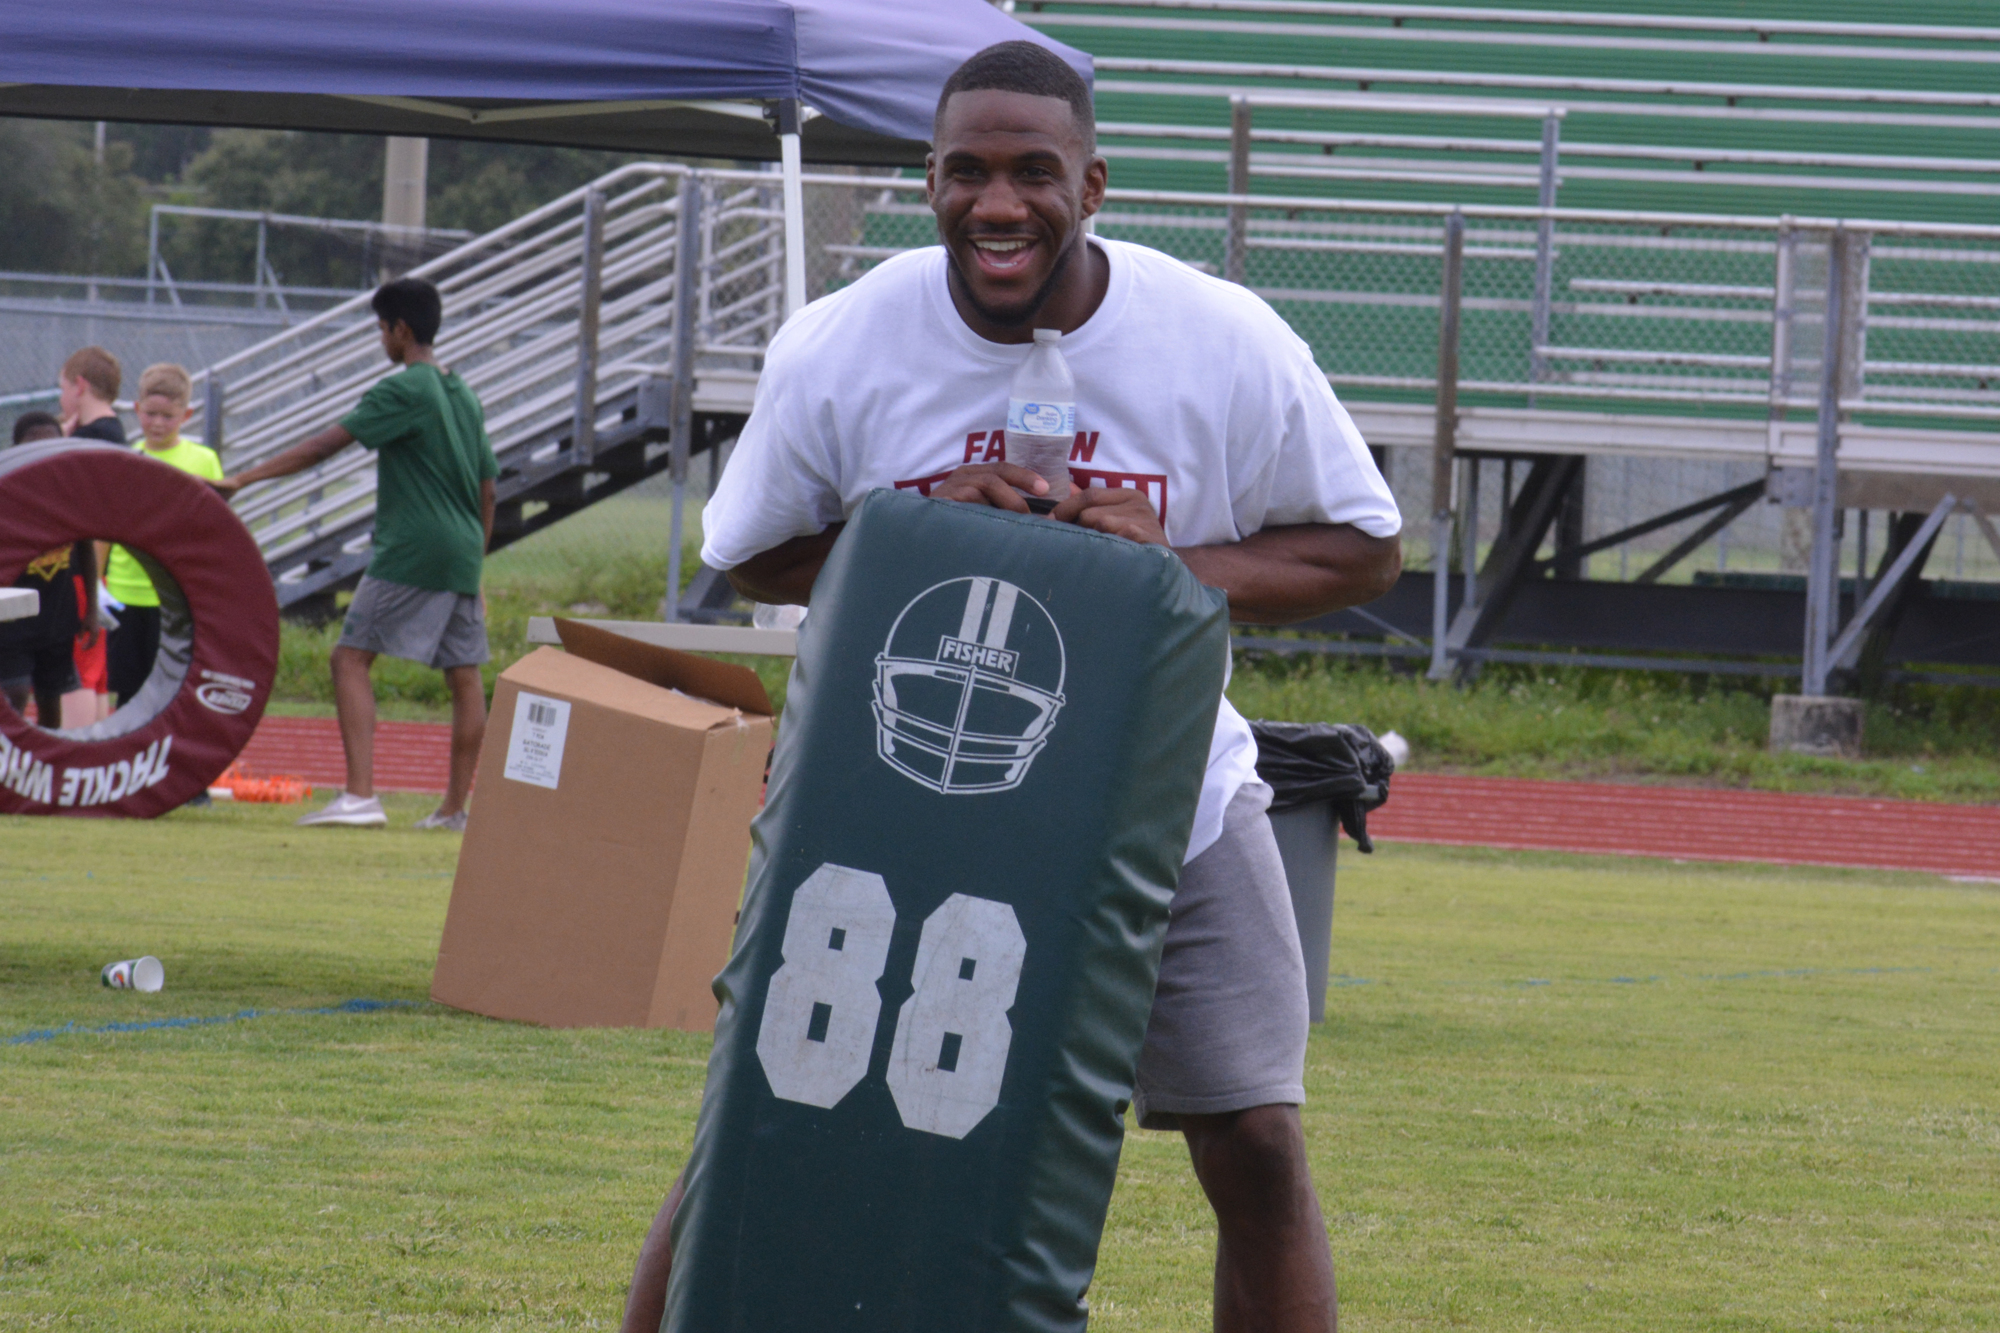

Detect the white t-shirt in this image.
[702,238,1402,860]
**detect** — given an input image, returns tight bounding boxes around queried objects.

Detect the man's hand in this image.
[929,462,1048,512]
[1049,485,1167,545]
[215,424,355,499]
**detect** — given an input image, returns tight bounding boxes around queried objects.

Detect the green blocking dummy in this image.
[663,489,1230,1332]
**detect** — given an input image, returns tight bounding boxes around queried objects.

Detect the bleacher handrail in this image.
[1024,0,2000,45]
[1092,56,2000,112]
[1097,121,2000,178]
[190,162,687,386]
[1094,81,2000,132]
[1097,187,2000,241]
[1029,11,2000,64]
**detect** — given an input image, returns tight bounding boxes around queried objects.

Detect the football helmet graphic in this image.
[872,576,1067,795]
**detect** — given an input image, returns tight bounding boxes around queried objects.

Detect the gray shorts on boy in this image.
[337,573,489,669]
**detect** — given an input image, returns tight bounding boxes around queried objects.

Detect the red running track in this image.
[237,715,453,795]
[1373,774,2000,879]
[237,717,1999,877]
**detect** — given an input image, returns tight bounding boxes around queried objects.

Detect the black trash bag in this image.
[1250,721,1395,853]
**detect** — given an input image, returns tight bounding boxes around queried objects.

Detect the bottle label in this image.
[1007,398,1074,438]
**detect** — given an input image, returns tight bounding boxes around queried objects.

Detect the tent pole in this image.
[778,98,807,320]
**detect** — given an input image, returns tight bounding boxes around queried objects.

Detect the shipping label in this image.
[504,692,571,790]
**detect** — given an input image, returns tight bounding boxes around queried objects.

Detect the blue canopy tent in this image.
[0,0,1091,312]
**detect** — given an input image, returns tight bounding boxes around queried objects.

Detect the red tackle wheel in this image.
[0,441,278,817]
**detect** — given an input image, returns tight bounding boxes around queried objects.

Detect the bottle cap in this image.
[1033,328,1060,345]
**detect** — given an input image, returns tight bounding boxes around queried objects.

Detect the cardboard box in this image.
[432,618,774,1030]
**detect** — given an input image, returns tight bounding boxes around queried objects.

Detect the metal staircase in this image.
[191,163,785,616]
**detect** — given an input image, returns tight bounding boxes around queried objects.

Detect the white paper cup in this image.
[101,956,165,992]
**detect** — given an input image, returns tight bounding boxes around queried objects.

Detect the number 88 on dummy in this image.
[757,864,1027,1139]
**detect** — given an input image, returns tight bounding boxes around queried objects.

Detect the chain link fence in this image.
[783,177,2000,596]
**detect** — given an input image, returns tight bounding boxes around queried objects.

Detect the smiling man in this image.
[621,41,1401,1333]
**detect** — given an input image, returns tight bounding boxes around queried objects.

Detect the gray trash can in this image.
[1251,721,1395,1024]
[1267,802,1340,1023]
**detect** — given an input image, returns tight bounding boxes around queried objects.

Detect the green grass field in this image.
[5,803,1996,1330]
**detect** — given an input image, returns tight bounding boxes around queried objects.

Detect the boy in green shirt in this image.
[218,278,499,830]
[100,363,224,705]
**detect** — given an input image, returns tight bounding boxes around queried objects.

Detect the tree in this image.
[429,141,644,234]
[0,117,669,284]
[0,120,147,275]
[162,130,646,287]
[162,130,385,289]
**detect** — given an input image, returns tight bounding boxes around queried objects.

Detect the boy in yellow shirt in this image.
[99,363,223,705]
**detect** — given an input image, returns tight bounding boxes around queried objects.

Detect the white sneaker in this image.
[296,792,388,827]
[413,809,468,832]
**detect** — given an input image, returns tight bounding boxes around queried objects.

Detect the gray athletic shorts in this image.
[1131,780,1310,1130]
[337,574,490,670]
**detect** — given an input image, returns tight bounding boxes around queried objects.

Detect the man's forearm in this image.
[720,517,1398,624]
[227,425,354,488]
[1174,524,1401,625]
[480,479,497,552]
[724,525,844,605]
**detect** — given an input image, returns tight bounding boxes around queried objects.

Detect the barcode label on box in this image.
[504,691,572,790]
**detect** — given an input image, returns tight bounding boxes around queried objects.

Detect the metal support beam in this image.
[381,136,429,280]
[679,563,752,625]
[202,374,224,457]
[1528,110,1562,394]
[1442,454,1587,679]
[1534,479,1765,573]
[1838,231,1871,411]
[777,98,807,320]
[1829,494,1957,670]
[1854,507,1872,609]
[1971,504,2000,567]
[1551,458,1586,578]
[570,187,606,465]
[1460,456,1481,618]
[1633,485,1766,584]
[1853,509,1942,695]
[1801,228,1848,697]
[1428,210,1464,681]
[1226,97,1252,286]
[1767,219,1796,415]
[253,221,268,310]
[665,176,703,623]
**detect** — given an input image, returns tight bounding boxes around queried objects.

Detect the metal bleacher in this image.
[193,165,766,620]
[1005,0,2000,689]
[207,2,2000,689]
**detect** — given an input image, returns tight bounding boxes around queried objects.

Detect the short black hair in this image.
[936,41,1095,154]
[372,277,443,346]
[11,410,60,445]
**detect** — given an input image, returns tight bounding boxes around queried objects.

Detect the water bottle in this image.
[1006,328,1075,505]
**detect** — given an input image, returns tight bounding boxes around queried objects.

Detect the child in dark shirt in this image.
[0,411,96,727]
[59,346,126,443]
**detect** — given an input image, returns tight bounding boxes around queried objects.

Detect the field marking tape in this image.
[5,997,426,1046]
